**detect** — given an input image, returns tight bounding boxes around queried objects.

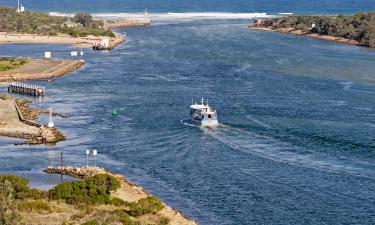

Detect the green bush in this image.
[49,174,121,205]
[110,197,128,206]
[0,174,30,199]
[121,214,140,225]
[126,196,164,217]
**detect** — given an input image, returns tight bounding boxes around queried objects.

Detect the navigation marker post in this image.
[93,149,97,167]
[86,149,90,167]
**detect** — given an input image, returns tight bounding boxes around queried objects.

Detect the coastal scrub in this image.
[253,12,375,47]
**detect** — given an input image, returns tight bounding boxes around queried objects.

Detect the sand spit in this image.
[0,33,125,49]
[250,26,360,46]
[0,58,84,82]
[0,94,65,144]
[106,19,151,29]
[44,166,198,225]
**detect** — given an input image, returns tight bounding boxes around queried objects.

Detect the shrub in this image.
[110,197,128,206]
[121,214,140,225]
[0,174,30,199]
[126,196,164,217]
[49,174,121,205]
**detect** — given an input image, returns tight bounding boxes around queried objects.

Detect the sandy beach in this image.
[0,33,125,49]
[250,26,360,46]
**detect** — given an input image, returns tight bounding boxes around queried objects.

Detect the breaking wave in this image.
[49,12,278,21]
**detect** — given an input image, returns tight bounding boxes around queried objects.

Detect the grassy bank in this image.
[0,58,28,72]
[252,12,375,47]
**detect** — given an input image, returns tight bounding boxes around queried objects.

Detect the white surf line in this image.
[49,12,279,21]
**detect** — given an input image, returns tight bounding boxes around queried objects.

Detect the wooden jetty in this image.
[8,82,45,96]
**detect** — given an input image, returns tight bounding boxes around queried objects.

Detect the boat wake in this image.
[181,118,220,131]
[206,124,375,179]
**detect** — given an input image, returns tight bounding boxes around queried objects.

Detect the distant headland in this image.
[0,6,150,49]
[250,12,375,48]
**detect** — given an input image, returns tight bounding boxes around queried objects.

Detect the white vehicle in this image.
[188,98,218,127]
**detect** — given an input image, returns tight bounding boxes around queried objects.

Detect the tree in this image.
[0,180,19,225]
[368,13,375,47]
[73,12,93,27]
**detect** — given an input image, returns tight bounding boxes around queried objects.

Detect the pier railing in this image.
[8,82,45,96]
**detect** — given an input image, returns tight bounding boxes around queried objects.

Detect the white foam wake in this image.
[49,12,277,21]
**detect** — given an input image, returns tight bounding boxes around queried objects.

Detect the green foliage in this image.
[61,27,115,37]
[0,179,20,224]
[0,7,114,37]
[18,199,52,213]
[49,174,121,205]
[257,12,375,47]
[0,58,29,72]
[0,174,30,199]
[109,197,128,206]
[126,196,165,217]
[121,214,140,225]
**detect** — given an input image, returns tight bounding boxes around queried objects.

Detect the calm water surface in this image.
[1,15,375,225]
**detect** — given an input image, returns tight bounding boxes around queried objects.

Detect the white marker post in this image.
[71,51,78,58]
[44,51,51,59]
[93,149,97,167]
[86,149,90,167]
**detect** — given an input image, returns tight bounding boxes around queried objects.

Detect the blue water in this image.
[1,0,375,14]
[1,1,375,224]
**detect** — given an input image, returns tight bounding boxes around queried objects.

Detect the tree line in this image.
[256,12,375,47]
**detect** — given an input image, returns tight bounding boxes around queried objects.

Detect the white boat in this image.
[188,98,218,127]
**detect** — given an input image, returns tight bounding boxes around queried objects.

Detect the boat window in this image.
[208,114,212,118]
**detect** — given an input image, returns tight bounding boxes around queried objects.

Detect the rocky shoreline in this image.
[0,94,65,145]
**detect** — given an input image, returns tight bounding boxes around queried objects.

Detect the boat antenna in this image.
[207,98,208,106]
[201,97,204,105]
[192,97,193,105]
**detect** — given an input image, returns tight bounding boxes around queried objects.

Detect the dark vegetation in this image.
[0,174,168,225]
[109,196,165,217]
[256,12,375,47]
[49,174,121,205]
[0,7,115,37]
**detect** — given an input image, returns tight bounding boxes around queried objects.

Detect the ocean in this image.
[1,1,375,224]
